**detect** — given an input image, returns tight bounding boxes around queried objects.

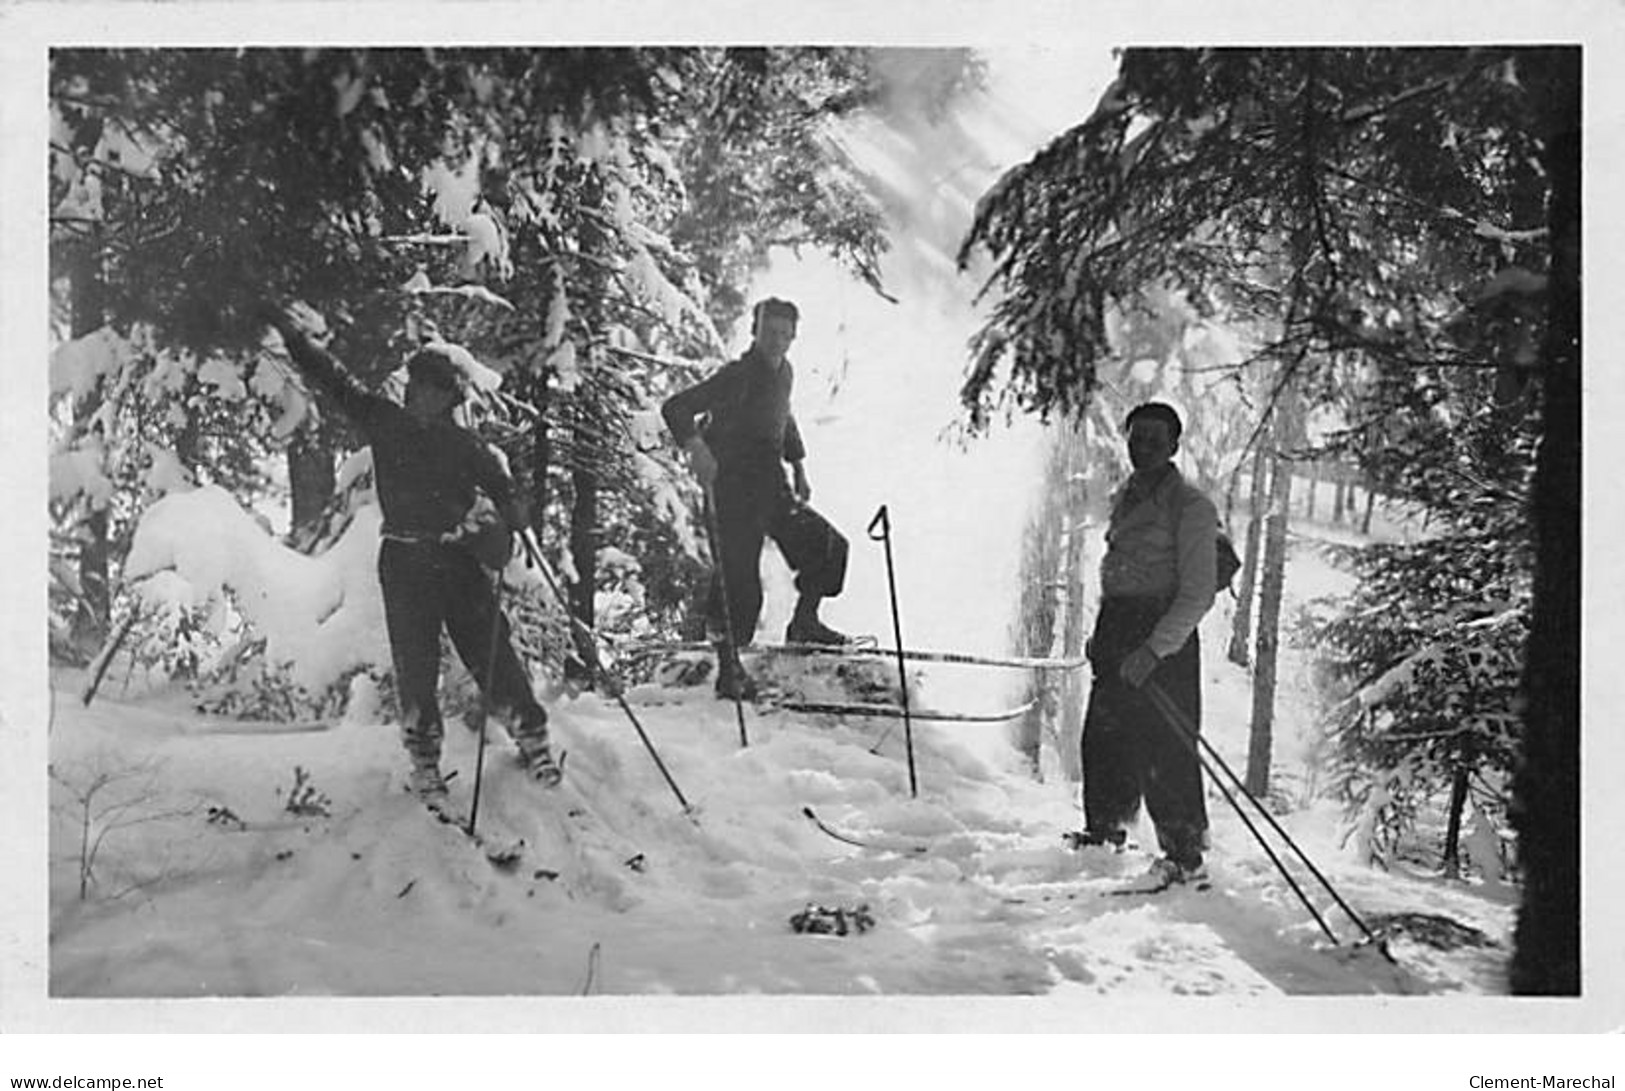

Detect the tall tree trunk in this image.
[173,380,203,472]
[68,234,110,659]
[1305,460,1319,520]
[1333,473,1348,524]
[1050,427,1089,783]
[567,462,599,686]
[1360,476,1377,536]
[1228,441,1270,666]
[1442,761,1471,880]
[1013,428,1069,776]
[287,427,336,545]
[74,510,112,661]
[1245,447,1294,797]
[530,373,551,526]
[1055,528,1089,784]
[1031,529,1076,781]
[1511,47,1580,996]
[1011,531,1053,775]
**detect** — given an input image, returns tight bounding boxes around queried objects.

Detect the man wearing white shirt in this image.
[1077,401,1218,890]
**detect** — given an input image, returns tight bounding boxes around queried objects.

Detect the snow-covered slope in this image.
[46,589,1514,1003]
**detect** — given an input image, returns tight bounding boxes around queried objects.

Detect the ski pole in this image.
[1143,680,1391,957]
[866,504,917,798]
[1138,678,1335,944]
[1192,742,1340,946]
[466,565,508,838]
[701,484,750,748]
[519,529,696,816]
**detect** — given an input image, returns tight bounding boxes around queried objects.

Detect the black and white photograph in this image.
[2,0,1620,1077]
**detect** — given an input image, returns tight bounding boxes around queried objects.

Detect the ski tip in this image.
[1104,878,1211,897]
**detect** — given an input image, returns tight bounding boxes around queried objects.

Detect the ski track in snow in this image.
[47,571,1514,999]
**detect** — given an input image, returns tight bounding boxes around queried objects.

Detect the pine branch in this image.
[1331,51,1507,131]
[1318,161,1543,241]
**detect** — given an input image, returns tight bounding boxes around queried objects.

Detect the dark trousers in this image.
[708,469,848,645]
[1080,596,1208,866]
[378,538,547,765]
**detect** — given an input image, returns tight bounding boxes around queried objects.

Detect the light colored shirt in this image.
[1099,464,1218,658]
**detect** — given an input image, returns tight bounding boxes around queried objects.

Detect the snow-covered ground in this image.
[14,23,1619,1068]
[40,528,1519,1017]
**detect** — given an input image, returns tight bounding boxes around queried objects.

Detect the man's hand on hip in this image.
[1119,645,1161,689]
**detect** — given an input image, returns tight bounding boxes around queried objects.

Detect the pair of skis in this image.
[625,638,1088,673]
[767,696,1036,724]
[630,638,1048,723]
[415,754,637,875]
[422,788,644,877]
[803,806,1209,898]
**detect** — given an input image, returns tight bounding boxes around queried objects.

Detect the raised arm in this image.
[472,438,524,530]
[263,308,382,427]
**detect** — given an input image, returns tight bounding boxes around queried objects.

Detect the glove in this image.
[1118,645,1161,689]
[443,496,513,570]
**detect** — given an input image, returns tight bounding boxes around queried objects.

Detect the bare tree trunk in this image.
[1245,448,1293,798]
[287,428,336,544]
[1305,460,1319,520]
[1360,477,1377,536]
[1442,761,1471,880]
[1010,421,1098,779]
[1051,430,1089,783]
[1032,531,1079,781]
[1012,560,1051,776]
[530,375,551,525]
[68,235,110,659]
[1512,47,1580,996]
[1227,442,1269,667]
[567,463,599,686]
[1013,428,1070,776]
[1333,472,1348,524]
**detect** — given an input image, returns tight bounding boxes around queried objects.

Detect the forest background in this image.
[3,0,1625,1073]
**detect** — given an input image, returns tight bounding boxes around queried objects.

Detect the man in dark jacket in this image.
[1076,401,1217,892]
[661,298,850,699]
[261,307,560,806]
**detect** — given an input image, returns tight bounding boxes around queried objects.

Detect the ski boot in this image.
[1063,827,1128,852]
[1115,855,1209,895]
[408,762,457,820]
[785,617,849,647]
[714,643,759,701]
[517,735,563,788]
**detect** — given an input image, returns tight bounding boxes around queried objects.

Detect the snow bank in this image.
[123,485,390,692]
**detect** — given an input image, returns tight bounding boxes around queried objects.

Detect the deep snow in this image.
[14,24,1619,1058]
[42,529,1518,1009]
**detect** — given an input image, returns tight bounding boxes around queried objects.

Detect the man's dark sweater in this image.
[279,329,516,538]
[660,348,805,476]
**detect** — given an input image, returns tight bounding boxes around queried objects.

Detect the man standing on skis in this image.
[1076,401,1218,892]
[662,297,851,700]
[259,306,561,809]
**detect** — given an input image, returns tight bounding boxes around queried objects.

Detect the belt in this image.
[380,528,448,545]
